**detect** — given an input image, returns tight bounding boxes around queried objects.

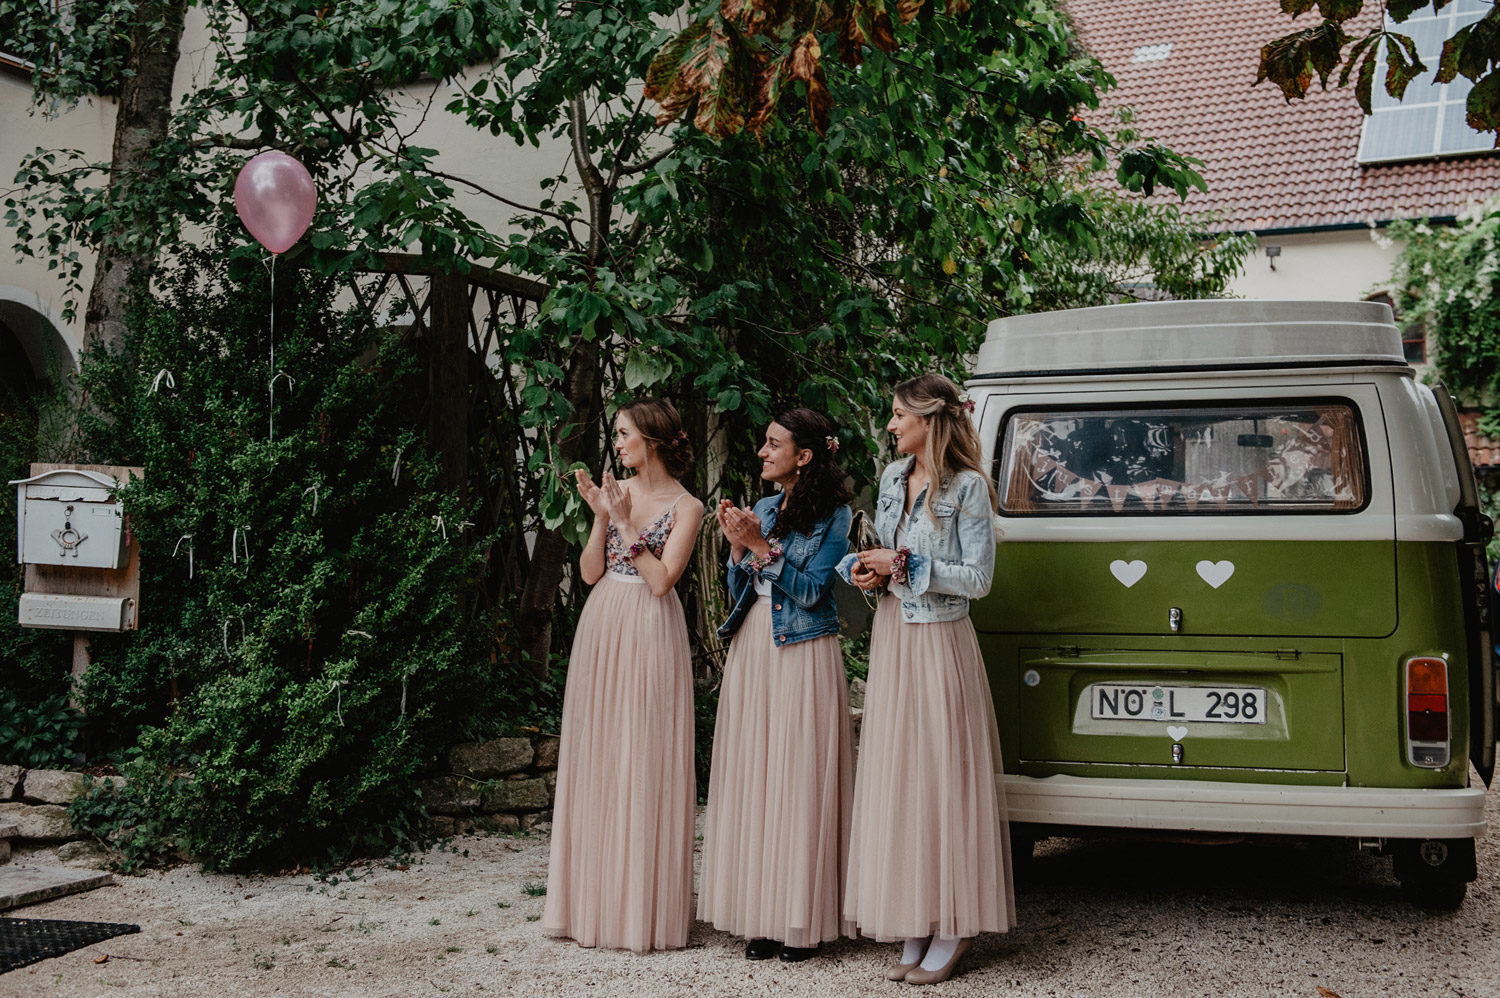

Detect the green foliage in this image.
[1390,209,1500,416]
[1259,1,1500,138]
[694,673,721,804]
[67,772,173,873]
[1389,206,1500,559]
[0,0,134,102]
[0,693,83,769]
[0,381,74,710]
[52,252,511,869]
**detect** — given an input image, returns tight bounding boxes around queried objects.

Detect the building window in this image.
[0,5,31,74]
[0,2,128,90]
[1366,292,1426,363]
[1357,0,1494,164]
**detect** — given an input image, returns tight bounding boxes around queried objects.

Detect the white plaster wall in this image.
[1231,228,1400,302]
[0,71,113,367]
[0,8,581,373]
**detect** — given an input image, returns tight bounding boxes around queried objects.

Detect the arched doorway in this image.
[0,291,76,467]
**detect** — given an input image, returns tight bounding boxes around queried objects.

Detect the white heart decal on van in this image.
[1109,559,1147,587]
[1167,726,1188,742]
[1195,560,1235,589]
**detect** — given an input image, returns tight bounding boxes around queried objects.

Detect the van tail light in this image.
[1405,657,1451,769]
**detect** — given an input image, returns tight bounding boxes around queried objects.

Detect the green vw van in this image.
[969,299,1493,907]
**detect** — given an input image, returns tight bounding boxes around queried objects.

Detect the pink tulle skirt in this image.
[541,573,696,953]
[698,600,855,946]
[843,595,1016,941]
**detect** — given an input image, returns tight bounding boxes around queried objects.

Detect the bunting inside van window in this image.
[996,403,1367,515]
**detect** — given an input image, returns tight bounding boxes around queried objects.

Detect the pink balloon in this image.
[234,151,317,254]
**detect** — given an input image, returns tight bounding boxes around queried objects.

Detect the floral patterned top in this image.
[604,493,685,576]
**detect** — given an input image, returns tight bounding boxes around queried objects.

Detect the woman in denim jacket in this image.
[699,407,857,964]
[838,374,1016,984]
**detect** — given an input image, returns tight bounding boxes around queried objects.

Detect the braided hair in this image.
[769,407,854,539]
[619,398,694,481]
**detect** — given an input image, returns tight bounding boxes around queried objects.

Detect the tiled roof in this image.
[1460,411,1500,470]
[1066,0,1500,233]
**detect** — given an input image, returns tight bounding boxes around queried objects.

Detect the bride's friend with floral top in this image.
[541,398,704,954]
[698,407,856,964]
[838,373,1016,985]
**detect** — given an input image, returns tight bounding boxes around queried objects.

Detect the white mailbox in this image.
[12,469,128,570]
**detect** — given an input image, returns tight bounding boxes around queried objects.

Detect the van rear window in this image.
[996,402,1368,515]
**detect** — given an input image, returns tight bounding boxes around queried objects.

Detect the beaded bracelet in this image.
[889,545,912,586]
[747,540,783,572]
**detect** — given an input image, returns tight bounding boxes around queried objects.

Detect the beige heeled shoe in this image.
[904,937,972,985]
[886,937,929,981]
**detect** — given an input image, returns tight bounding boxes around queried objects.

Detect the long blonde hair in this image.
[895,373,997,523]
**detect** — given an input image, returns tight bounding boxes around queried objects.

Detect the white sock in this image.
[919,935,960,971]
[900,937,928,964]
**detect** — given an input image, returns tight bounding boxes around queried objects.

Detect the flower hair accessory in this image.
[825,434,839,454]
[958,394,975,414]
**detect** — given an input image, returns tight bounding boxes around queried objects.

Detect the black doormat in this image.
[0,917,141,974]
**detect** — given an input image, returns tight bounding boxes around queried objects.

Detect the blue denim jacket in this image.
[717,496,852,648]
[837,457,996,623]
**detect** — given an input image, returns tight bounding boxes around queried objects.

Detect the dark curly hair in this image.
[619,397,694,481]
[768,407,854,539]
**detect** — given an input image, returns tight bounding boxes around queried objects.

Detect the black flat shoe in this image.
[745,938,781,960]
[778,943,822,963]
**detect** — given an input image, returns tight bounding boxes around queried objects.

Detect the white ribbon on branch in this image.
[268,370,294,440]
[232,525,250,564]
[173,533,194,579]
[149,369,176,394]
[222,616,245,657]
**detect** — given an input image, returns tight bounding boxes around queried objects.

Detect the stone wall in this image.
[417,732,559,838]
[0,765,112,867]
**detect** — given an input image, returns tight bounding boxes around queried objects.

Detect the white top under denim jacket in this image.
[836,457,996,623]
[718,496,852,647]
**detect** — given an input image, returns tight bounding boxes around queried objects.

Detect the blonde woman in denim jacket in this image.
[837,374,1016,984]
[699,407,857,964]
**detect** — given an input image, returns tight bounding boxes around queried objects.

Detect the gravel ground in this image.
[5,784,1500,998]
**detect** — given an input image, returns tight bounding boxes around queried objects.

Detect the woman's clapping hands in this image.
[575,469,633,531]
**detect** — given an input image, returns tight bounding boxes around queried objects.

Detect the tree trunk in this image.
[82,0,190,352]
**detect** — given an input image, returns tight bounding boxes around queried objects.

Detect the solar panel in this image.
[1356,2,1496,164]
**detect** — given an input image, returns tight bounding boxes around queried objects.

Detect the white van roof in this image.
[975,299,1405,377]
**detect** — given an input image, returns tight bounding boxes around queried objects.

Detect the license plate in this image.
[1089,684,1268,724]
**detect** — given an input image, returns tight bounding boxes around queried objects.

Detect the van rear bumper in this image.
[1003,774,1487,839]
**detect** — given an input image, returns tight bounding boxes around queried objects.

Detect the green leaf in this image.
[623,348,672,390]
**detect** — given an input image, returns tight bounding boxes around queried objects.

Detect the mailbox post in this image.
[11,463,143,702]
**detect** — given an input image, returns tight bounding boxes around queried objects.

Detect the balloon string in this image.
[269,252,277,375]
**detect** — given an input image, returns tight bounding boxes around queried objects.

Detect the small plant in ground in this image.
[521,881,546,897]
[0,693,84,769]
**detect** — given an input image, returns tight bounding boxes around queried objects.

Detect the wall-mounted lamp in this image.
[1265,244,1282,271]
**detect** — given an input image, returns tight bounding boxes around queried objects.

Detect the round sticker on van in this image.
[1023,669,1041,687]
[1263,583,1323,620]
